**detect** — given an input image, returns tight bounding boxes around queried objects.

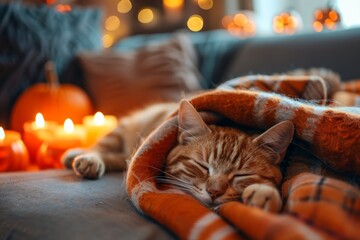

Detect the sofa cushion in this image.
[0,3,102,127]
[225,27,360,82]
[0,170,173,239]
[78,33,203,117]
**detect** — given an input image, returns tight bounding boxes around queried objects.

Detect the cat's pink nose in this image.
[207,188,223,201]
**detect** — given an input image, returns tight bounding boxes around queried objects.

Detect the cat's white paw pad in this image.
[242,184,282,212]
[72,154,105,179]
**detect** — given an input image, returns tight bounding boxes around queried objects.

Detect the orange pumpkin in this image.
[10,61,93,132]
[0,129,29,172]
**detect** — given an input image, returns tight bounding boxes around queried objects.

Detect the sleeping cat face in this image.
[164,100,294,206]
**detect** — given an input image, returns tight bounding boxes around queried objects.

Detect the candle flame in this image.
[0,127,4,141]
[94,112,105,125]
[36,113,45,128]
[64,118,74,133]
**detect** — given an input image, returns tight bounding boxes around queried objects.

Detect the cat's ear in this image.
[178,100,211,144]
[253,121,294,163]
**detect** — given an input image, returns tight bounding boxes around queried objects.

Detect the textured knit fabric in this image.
[126,75,360,239]
[341,79,360,94]
[0,3,102,127]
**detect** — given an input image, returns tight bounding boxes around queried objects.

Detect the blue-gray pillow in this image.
[0,3,102,127]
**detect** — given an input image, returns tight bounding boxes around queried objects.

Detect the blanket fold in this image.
[217,201,333,240]
[126,74,360,239]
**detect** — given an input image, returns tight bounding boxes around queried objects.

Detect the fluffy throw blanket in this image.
[126,74,360,239]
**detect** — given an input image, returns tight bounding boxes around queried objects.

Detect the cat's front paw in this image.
[61,148,87,169]
[242,184,282,212]
[72,153,105,179]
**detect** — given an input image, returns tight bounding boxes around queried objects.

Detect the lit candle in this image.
[37,118,85,169]
[0,127,29,172]
[83,112,118,147]
[23,113,58,164]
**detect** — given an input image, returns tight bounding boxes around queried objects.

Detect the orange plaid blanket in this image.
[126,75,360,239]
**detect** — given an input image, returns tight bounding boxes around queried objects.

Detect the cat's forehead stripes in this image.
[209,129,248,170]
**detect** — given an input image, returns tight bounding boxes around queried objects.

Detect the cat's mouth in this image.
[200,196,243,208]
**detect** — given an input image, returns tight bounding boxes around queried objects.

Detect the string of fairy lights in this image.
[101,0,214,48]
[49,0,342,48]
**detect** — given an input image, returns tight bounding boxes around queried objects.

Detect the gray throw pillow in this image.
[78,34,203,117]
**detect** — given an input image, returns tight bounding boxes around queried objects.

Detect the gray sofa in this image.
[0,171,173,239]
[1,27,360,239]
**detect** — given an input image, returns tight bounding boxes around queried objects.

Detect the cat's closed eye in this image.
[231,174,255,183]
[192,160,209,173]
[233,173,253,178]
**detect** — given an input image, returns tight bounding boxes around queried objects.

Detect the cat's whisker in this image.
[126,172,183,186]
[156,176,193,186]
[156,178,192,187]
[156,178,196,192]
[133,162,195,187]
[126,163,169,184]
[133,162,173,176]
[127,167,146,185]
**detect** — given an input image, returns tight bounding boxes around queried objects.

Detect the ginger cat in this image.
[63,100,294,212]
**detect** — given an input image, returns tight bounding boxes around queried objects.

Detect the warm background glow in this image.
[39,0,359,50]
[138,8,155,24]
[56,4,71,12]
[198,0,213,10]
[273,12,300,35]
[105,16,121,31]
[222,12,256,37]
[313,8,340,32]
[163,0,183,9]
[187,15,204,32]
[117,0,132,13]
[102,34,114,48]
